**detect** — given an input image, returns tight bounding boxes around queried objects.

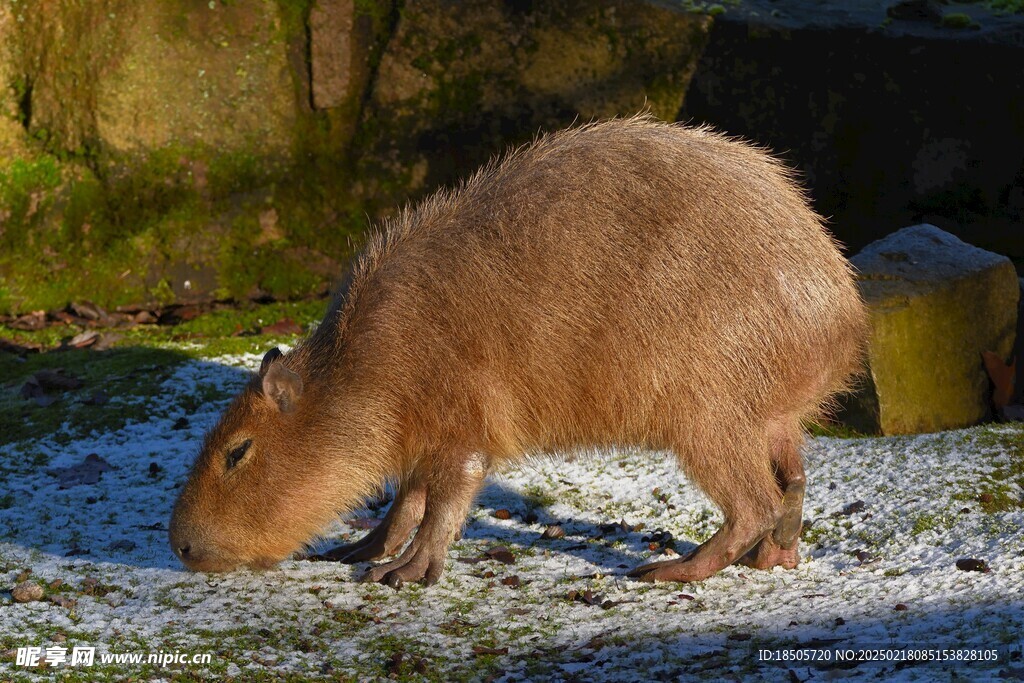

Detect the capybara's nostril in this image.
[177,544,191,558]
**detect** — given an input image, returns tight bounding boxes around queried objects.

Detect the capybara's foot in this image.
[628,517,775,583]
[737,536,800,570]
[361,542,446,589]
[627,555,720,583]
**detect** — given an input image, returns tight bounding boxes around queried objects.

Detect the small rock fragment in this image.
[956,558,991,573]
[493,509,511,520]
[12,581,44,603]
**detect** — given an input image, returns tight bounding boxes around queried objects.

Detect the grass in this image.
[0,299,327,448]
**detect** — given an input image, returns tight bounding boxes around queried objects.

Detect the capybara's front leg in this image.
[320,484,427,563]
[362,454,486,589]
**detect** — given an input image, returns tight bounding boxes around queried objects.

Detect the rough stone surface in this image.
[843,224,1019,435]
[12,581,44,603]
[310,0,355,110]
[355,0,712,209]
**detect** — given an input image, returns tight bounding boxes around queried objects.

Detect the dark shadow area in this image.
[682,10,1024,269]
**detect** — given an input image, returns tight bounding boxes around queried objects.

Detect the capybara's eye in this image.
[225,439,252,471]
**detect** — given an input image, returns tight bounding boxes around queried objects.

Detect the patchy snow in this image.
[1,353,1023,681]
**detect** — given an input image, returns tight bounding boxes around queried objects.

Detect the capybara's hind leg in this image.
[320,485,426,563]
[628,440,781,583]
[739,425,805,570]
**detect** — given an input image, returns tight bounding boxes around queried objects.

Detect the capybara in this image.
[169,115,868,587]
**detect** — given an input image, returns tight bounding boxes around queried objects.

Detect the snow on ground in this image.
[1,352,1023,681]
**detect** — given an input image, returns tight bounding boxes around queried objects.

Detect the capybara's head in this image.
[169,347,367,572]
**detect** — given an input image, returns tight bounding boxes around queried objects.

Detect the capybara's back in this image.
[170,116,868,587]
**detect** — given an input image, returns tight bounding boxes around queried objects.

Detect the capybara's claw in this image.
[627,558,716,583]
[361,544,445,588]
[317,543,382,564]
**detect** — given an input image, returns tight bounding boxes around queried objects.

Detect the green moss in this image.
[941,12,978,28]
[987,0,1024,12]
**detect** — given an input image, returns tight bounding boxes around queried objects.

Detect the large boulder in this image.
[354,0,712,210]
[842,224,1019,434]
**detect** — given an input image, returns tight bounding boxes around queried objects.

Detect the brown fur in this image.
[169,115,868,585]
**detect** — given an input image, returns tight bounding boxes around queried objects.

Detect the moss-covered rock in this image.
[843,224,1019,434]
[354,0,712,210]
[0,0,711,314]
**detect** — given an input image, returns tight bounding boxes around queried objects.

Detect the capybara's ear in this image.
[262,362,303,413]
[260,347,283,376]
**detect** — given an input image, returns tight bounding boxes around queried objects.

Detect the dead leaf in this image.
[260,318,303,336]
[982,351,1016,410]
[48,594,77,609]
[493,509,511,520]
[70,301,107,322]
[10,310,47,330]
[483,546,516,565]
[46,453,116,488]
[129,310,156,324]
[0,337,43,355]
[500,575,521,588]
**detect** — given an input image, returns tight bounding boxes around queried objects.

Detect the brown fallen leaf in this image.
[48,594,77,609]
[46,453,116,489]
[982,351,1016,410]
[0,337,43,355]
[70,301,107,322]
[483,546,516,565]
[500,575,521,588]
[67,330,100,349]
[597,519,635,535]
[493,509,512,520]
[10,310,47,331]
[260,318,303,336]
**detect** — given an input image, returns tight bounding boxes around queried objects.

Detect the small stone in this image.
[493,509,511,520]
[956,558,991,573]
[12,581,44,603]
[894,603,909,611]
